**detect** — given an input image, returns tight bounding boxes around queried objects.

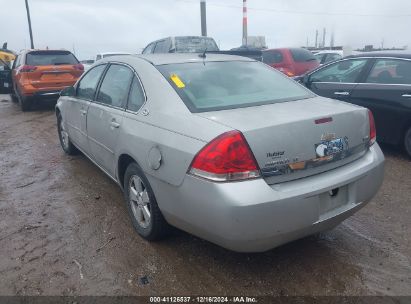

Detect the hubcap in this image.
[129,175,151,229]
[59,119,69,150]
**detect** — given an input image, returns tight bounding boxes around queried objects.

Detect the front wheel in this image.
[124,163,170,241]
[57,113,78,155]
[404,127,411,158]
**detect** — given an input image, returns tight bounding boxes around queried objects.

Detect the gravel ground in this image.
[0,94,410,296]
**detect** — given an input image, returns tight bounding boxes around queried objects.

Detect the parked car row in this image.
[296,51,411,157]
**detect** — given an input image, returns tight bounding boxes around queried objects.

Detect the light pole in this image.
[25,0,34,49]
[200,0,207,36]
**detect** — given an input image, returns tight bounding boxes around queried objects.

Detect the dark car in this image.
[262,48,320,77]
[0,59,12,94]
[297,51,411,157]
[142,36,219,54]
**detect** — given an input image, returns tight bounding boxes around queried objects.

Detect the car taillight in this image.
[20,65,37,73]
[189,130,261,182]
[73,64,84,71]
[278,67,295,77]
[368,110,376,145]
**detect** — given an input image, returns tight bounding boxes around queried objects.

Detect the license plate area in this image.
[319,185,349,215]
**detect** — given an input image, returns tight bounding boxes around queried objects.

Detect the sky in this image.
[1,0,411,60]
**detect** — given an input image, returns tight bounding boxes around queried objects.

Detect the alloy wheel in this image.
[129,175,151,229]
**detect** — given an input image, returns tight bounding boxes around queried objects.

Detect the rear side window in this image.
[26,51,78,66]
[158,61,313,112]
[127,77,146,112]
[290,49,316,62]
[366,59,411,85]
[97,64,133,108]
[262,51,284,65]
[77,65,106,100]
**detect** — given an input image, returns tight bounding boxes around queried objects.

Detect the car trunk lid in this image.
[196,97,370,184]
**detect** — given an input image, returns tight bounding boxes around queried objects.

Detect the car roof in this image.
[98,52,131,55]
[348,50,411,59]
[99,53,255,66]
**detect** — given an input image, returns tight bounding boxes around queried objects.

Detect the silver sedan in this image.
[56,54,384,252]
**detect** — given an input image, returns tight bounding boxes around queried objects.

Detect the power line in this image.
[176,0,411,17]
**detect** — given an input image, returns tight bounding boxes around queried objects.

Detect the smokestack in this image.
[315,30,318,48]
[322,28,326,48]
[200,0,207,37]
[242,0,248,46]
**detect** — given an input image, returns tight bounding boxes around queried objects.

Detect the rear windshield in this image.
[290,49,317,62]
[175,37,219,53]
[26,51,78,66]
[262,50,284,64]
[157,61,314,112]
[103,54,130,58]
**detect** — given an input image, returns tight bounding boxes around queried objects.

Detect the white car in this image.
[95,52,132,61]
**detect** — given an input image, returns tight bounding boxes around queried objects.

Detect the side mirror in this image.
[60,86,75,97]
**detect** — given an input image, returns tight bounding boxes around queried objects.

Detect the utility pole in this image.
[322,28,326,48]
[242,0,248,46]
[25,0,34,49]
[200,0,207,36]
[315,30,318,48]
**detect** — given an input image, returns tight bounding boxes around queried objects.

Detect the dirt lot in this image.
[0,94,410,296]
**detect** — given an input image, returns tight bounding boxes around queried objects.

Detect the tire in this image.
[18,94,31,112]
[404,127,411,158]
[57,113,78,155]
[124,162,170,241]
[11,93,18,103]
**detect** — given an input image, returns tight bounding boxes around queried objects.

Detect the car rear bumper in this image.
[151,144,385,252]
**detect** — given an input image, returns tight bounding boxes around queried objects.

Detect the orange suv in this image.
[9,49,84,111]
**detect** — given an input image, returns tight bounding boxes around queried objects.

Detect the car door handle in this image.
[110,121,120,129]
[401,94,411,98]
[334,91,350,96]
[80,109,87,116]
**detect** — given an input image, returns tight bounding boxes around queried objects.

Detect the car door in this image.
[86,63,134,176]
[349,58,411,145]
[66,64,107,151]
[305,58,369,102]
[0,59,12,94]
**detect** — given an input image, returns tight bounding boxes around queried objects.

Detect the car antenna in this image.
[198,48,207,59]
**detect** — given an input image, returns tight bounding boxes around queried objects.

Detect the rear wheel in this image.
[404,127,411,158]
[18,94,31,112]
[57,113,78,155]
[124,163,169,241]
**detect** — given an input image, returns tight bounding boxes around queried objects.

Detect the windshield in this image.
[175,37,219,53]
[158,61,314,112]
[26,51,78,66]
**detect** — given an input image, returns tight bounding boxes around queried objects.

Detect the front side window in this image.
[154,40,168,53]
[77,64,106,100]
[158,61,314,112]
[127,77,145,112]
[96,64,133,108]
[310,59,368,83]
[142,43,154,54]
[26,51,78,66]
[366,59,411,85]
